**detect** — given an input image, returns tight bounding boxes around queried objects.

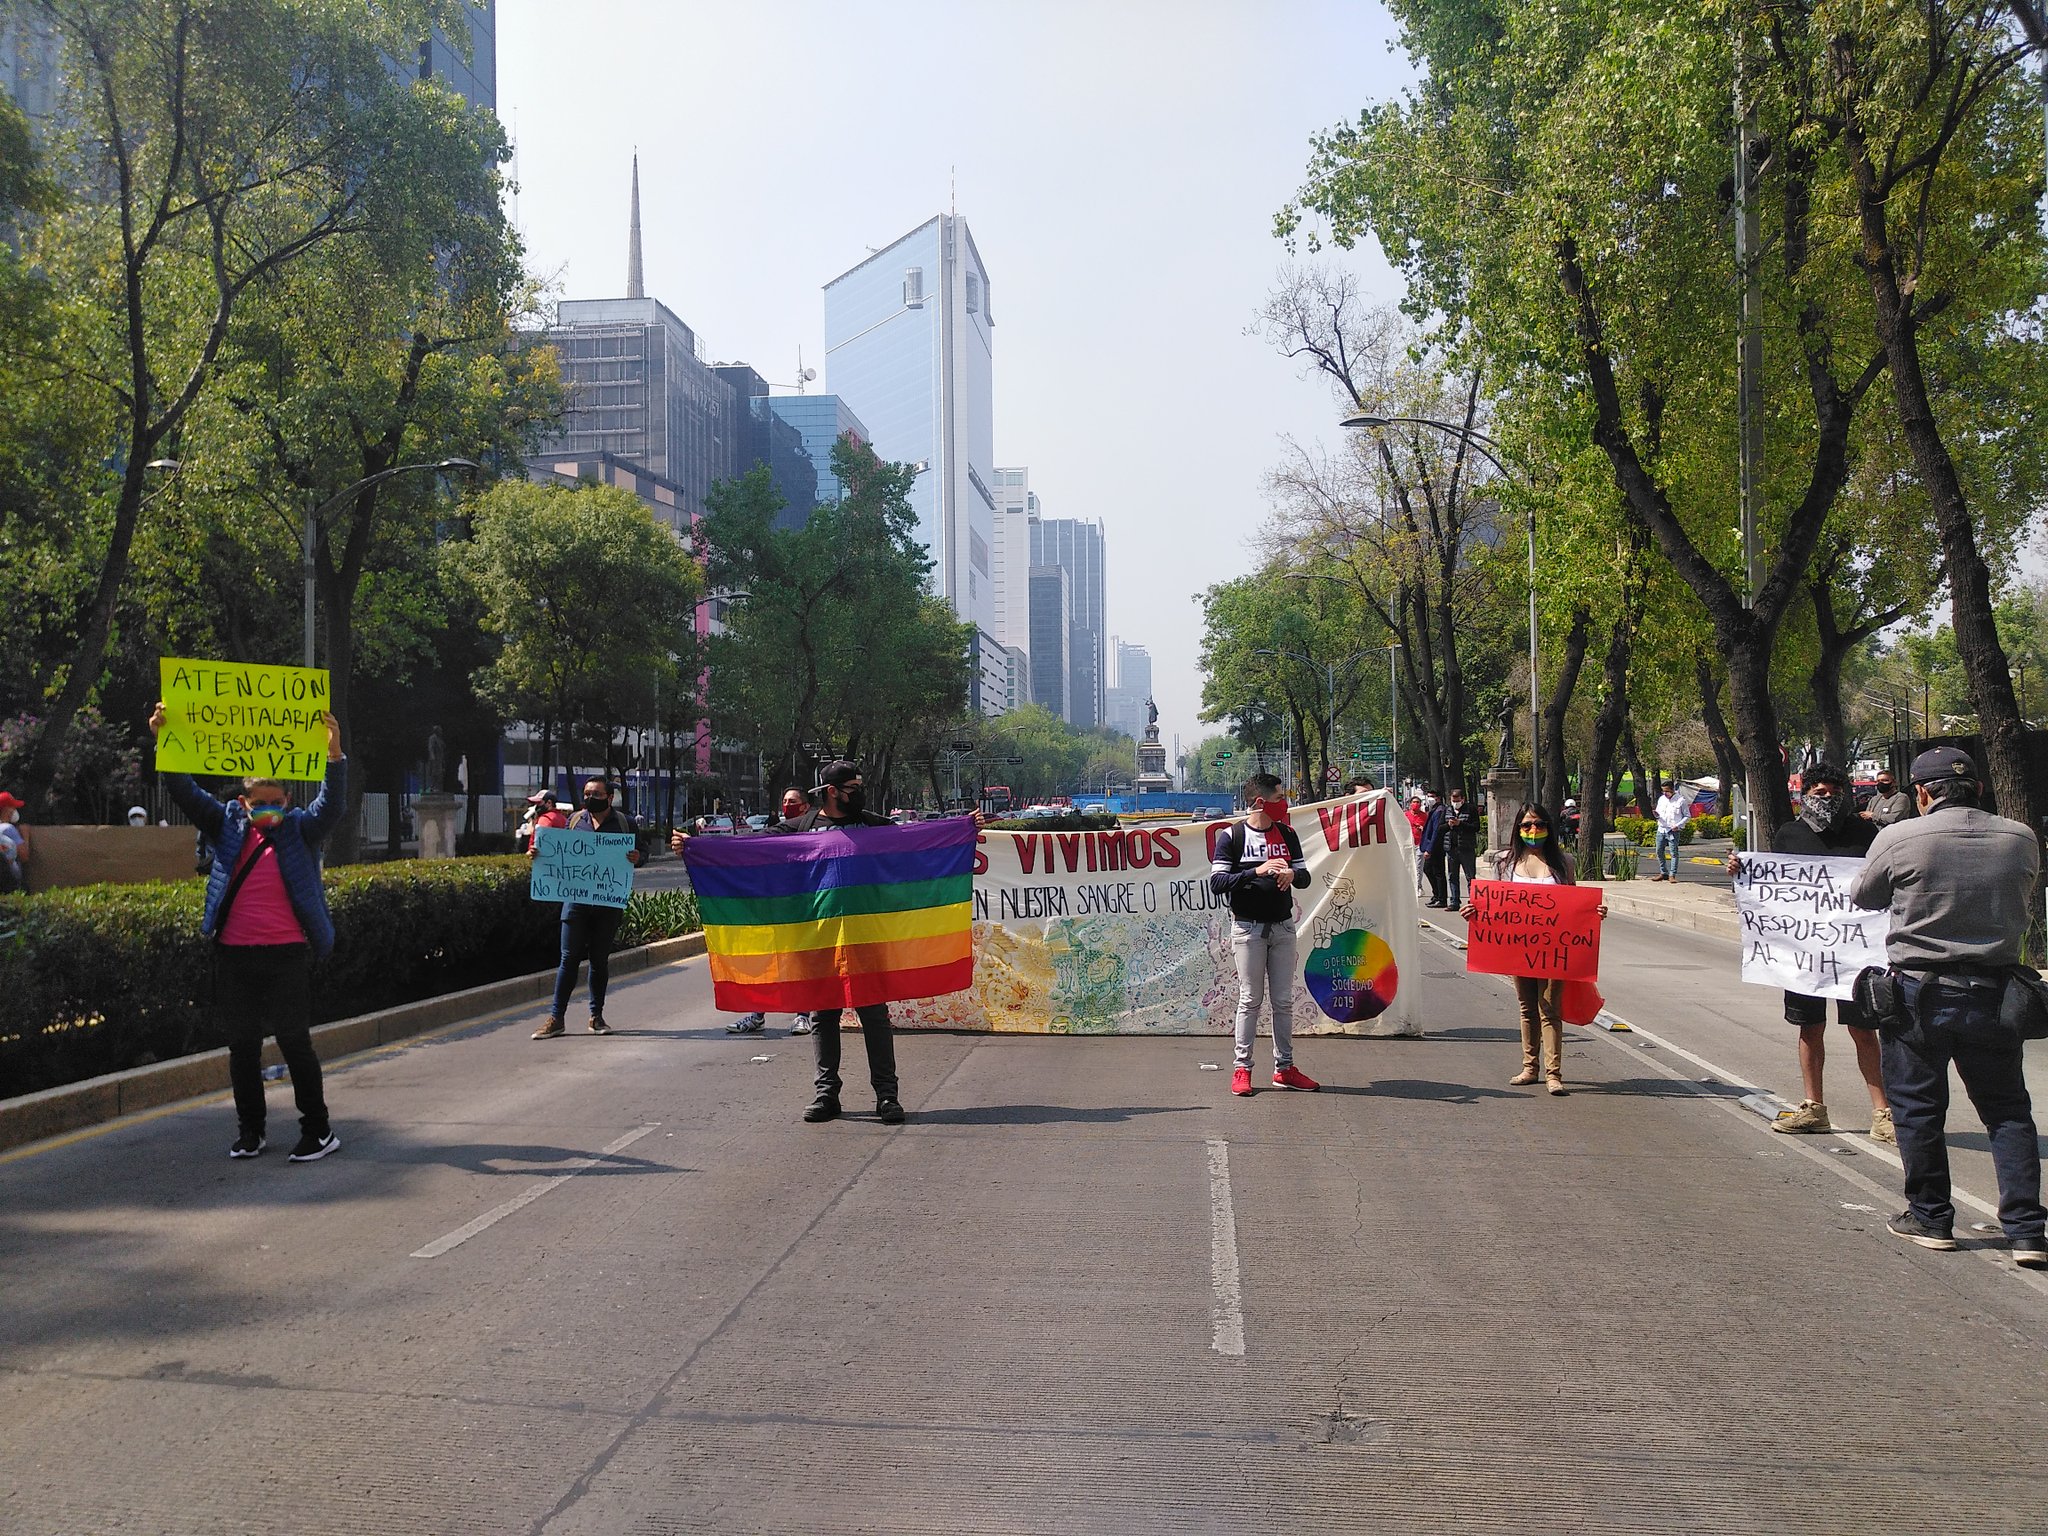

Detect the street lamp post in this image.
[1385,640,1403,791]
[1340,412,1541,806]
[302,459,482,667]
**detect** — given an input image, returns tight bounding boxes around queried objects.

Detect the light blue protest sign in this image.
[531,826,637,908]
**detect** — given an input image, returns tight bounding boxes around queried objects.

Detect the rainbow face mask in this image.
[248,804,286,829]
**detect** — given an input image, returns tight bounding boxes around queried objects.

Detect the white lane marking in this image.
[410,1124,659,1260]
[1206,1137,1246,1357]
[1418,923,2048,1297]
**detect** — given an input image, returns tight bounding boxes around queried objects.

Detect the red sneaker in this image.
[1230,1067,1253,1096]
[1272,1065,1321,1092]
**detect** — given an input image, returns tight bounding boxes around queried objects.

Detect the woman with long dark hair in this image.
[1461,802,1603,1095]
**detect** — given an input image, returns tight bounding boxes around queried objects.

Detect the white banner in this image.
[1733,851,1889,1000]
[891,791,1422,1036]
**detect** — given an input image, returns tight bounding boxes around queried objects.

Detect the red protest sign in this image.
[1464,880,1603,982]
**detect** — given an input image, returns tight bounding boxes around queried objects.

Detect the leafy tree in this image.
[700,441,974,804]
[453,480,702,783]
[1279,1,2045,844]
[10,0,477,812]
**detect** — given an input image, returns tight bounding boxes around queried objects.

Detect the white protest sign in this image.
[1733,851,1888,1000]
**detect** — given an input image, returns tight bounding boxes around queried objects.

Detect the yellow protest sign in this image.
[155,658,331,779]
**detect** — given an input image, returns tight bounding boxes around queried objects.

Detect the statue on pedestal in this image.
[1492,698,1516,770]
[425,725,446,793]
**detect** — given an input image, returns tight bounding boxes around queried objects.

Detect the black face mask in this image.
[836,786,866,816]
[583,796,609,814]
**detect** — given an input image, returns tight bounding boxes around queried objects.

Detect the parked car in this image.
[1012,805,1062,821]
[745,814,771,831]
[694,815,737,834]
[1081,803,1108,815]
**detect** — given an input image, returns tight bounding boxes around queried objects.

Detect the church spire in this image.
[626,152,644,299]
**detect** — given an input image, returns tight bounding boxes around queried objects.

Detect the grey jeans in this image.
[1231,918,1297,1071]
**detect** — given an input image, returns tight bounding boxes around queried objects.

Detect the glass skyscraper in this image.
[823,213,997,636]
[762,394,871,508]
[1031,517,1106,730]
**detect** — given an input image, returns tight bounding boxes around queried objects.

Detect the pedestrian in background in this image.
[1404,794,1427,898]
[1210,772,1318,1097]
[1860,768,1914,828]
[1463,803,1605,1096]
[1442,785,1478,907]
[532,777,642,1039]
[1419,789,1448,908]
[720,785,816,1037]
[1652,778,1687,881]
[1729,761,1890,1142]
[0,790,28,893]
[149,702,346,1163]
[1850,747,2045,1267]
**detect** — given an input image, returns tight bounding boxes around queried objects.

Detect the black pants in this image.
[1445,845,1476,904]
[1422,849,1448,905]
[553,904,625,1019]
[811,1003,898,1103]
[1886,974,2044,1238]
[216,943,328,1137]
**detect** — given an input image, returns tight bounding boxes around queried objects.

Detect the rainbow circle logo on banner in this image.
[1304,928,1400,1022]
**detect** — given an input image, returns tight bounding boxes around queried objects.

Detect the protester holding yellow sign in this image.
[149,699,348,1164]
[155,658,332,780]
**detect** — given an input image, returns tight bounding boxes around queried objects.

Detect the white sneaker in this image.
[789,1014,814,1036]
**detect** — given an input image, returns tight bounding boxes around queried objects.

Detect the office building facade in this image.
[1027,566,1072,719]
[991,468,1037,662]
[1031,516,1106,730]
[762,394,870,508]
[823,212,997,634]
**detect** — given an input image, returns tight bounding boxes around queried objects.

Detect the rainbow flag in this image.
[684,817,977,1013]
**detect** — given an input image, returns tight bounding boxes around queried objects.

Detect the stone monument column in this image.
[1483,767,1528,858]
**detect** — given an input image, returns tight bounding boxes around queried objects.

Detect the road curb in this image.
[1592,885,1742,941]
[0,931,707,1154]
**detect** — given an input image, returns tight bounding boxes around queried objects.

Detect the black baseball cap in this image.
[819,759,862,788]
[1909,746,1978,785]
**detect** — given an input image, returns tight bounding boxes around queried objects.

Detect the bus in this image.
[981,785,1013,816]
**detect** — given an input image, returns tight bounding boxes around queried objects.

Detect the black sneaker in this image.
[876,1098,905,1125]
[1887,1210,1957,1251]
[228,1132,266,1159]
[288,1130,341,1162]
[802,1096,841,1123]
[2013,1236,2047,1268]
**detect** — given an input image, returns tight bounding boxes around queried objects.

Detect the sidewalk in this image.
[1585,872,1739,940]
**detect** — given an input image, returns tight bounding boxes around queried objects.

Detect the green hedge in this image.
[0,857,700,1100]
[986,813,1120,832]
[1614,816,1696,847]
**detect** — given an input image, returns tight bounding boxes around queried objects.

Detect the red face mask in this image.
[1252,796,1290,820]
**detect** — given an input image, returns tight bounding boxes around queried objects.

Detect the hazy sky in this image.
[497,0,1415,760]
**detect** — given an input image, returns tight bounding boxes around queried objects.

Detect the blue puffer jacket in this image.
[165,759,347,957]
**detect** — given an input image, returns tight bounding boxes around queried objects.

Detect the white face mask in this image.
[3,810,16,824]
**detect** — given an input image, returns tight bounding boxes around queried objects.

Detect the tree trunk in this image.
[1576,614,1634,875]
[1840,114,2033,830]
[1541,606,1591,818]
[1697,658,1744,810]
[1622,725,1649,822]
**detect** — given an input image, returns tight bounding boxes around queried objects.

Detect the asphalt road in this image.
[2,914,2043,1534]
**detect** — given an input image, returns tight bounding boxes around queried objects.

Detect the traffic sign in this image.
[1355,735,1391,757]
[1324,765,1341,782]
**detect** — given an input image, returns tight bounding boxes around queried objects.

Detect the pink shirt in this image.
[220,828,306,946]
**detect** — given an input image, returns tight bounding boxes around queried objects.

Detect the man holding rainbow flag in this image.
[678,761,977,1126]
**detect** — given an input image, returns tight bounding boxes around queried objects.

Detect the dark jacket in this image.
[166,758,346,957]
[774,807,896,833]
[1418,802,1448,856]
[1208,817,1311,924]
[1441,799,1478,853]
[1770,814,1876,859]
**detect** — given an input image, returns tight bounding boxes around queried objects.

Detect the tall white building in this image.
[825,213,1009,714]
[1105,639,1152,742]
[991,468,1038,661]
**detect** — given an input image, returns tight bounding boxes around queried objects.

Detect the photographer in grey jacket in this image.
[1849,747,2045,1268]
